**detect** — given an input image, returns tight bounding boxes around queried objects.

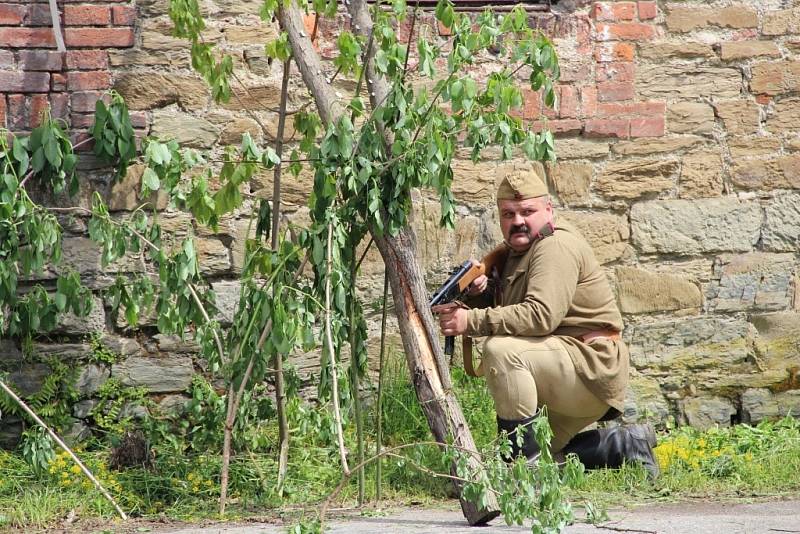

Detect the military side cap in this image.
[496,167,549,201]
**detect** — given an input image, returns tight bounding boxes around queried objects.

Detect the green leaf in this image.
[142,168,160,191]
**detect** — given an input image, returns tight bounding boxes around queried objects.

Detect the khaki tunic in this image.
[464,220,629,413]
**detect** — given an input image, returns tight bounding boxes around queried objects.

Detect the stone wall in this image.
[1,0,799,444]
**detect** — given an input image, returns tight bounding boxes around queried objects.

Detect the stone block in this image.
[222,24,279,45]
[719,41,781,61]
[75,364,110,397]
[558,211,631,264]
[151,110,219,148]
[8,363,51,397]
[217,116,262,145]
[638,41,715,60]
[630,198,761,254]
[595,158,678,199]
[554,138,610,159]
[54,296,106,335]
[742,389,800,423]
[31,343,91,360]
[708,253,795,312]
[154,334,200,354]
[728,136,781,159]
[751,61,800,96]
[637,65,741,100]
[679,151,723,199]
[73,399,99,419]
[730,156,800,190]
[107,164,169,212]
[211,280,241,325]
[714,100,760,136]
[667,103,715,135]
[115,72,210,110]
[112,355,194,393]
[621,374,671,425]
[450,159,543,206]
[762,192,800,252]
[681,396,736,429]
[613,136,703,156]
[220,84,282,111]
[546,162,592,205]
[766,97,800,134]
[626,315,752,372]
[195,237,231,275]
[763,8,800,36]
[750,312,800,389]
[616,266,702,314]
[0,340,22,364]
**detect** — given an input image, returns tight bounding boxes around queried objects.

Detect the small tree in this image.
[170,0,560,523]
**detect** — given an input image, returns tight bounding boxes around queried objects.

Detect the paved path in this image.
[155,499,800,534]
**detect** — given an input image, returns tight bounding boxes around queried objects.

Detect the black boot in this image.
[497,414,540,463]
[561,424,660,480]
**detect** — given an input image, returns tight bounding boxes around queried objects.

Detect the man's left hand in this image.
[431,302,468,336]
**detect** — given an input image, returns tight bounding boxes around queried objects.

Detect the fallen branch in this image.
[0,379,127,520]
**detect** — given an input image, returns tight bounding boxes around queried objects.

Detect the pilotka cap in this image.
[496,167,549,201]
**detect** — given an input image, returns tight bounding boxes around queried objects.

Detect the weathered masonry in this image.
[1,0,799,445]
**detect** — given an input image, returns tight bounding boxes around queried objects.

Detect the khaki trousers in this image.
[481,335,610,452]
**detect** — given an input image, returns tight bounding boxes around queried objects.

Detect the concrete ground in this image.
[154,498,800,534]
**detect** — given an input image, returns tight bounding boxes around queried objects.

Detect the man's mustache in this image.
[510,224,530,236]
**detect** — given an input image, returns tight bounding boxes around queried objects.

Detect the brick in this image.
[581,86,598,118]
[0,4,25,25]
[532,119,583,135]
[596,101,665,119]
[0,50,13,68]
[129,111,148,129]
[111,5,136,25]
[594,42,635,62]
[64,27,134,48]
[18,50,63,71]
[559,86,579,119]
[637,1,657,20]
[25,4,52,26]
[30,94,48,127]
[596,22,657,41]
[597,81,635,102]
[596,62,635,83]
[67,70,111,91]
[7,94,25,131]
[437,19,452,37]
[0,71,50,92]
[50,93,68,121]
[51,72,66,91]
[71,91,107,113]
[522,88,542,119]
[66,50,108,70]
[0,96,5,129]
[630,117,665,137]
[70,113,95,129]
[64,4,110,25]
[592,2,636,22]
[0,27,55,48]
[585,119,629,138]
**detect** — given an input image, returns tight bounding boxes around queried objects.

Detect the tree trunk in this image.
[278,1,500,524]
[371,226,499,526]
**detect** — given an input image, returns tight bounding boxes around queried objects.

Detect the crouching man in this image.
[432,167,659,479]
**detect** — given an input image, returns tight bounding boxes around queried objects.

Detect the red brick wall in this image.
[0,0,135,136]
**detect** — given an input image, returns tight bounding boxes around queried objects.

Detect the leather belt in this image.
[580,329,621,343]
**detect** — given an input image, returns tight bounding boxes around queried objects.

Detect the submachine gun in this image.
[429,245,509,369]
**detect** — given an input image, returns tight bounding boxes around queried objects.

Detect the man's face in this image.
[498,196,553,252]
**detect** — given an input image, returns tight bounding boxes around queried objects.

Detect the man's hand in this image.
[432,302,468,336]
[467,273,488,296]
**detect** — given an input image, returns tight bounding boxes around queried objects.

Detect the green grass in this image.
[1,355,798,530]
